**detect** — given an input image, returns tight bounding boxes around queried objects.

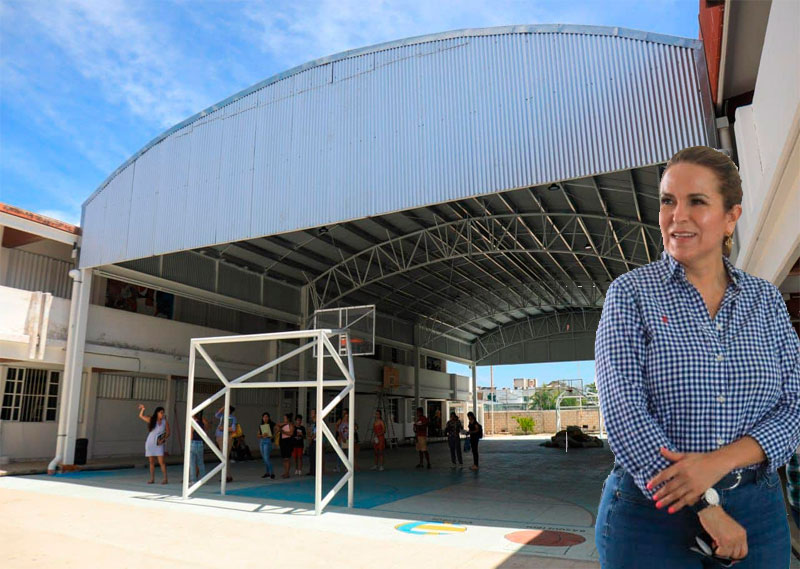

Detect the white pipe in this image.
[48,269,83,474]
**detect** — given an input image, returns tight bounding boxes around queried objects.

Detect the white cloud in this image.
[20,0,212,128]
[244,0,599,68]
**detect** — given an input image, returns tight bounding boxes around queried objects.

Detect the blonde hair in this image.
[664,146,742,256]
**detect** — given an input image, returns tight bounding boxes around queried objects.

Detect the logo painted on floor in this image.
[395,521,467,535]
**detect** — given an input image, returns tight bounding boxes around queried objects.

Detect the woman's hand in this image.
[647,448,730,513]
[697,506,748,562]
[137,404,145,412]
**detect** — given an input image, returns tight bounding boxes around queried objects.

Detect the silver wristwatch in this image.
[691,487,720,514]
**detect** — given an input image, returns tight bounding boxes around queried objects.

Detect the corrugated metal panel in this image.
[97,373,166,401]
[81,26,713,268]
[3,248,74,298]
[132,376,167,401]
[97,373,133,399]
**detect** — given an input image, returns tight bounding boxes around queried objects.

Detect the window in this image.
[1,367,60,422]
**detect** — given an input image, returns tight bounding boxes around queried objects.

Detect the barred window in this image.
[1,367,60,422]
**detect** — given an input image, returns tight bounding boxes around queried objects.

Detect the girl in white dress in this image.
[138,404,170,484]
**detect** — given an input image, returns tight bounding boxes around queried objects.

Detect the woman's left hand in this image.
[647,448,730,513]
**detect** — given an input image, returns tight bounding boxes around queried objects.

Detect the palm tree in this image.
[527,389,558,410]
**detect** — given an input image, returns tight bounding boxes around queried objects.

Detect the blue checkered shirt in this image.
[596,253,800,498]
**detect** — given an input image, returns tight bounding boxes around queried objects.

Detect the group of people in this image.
[413,407,482,471]
[139,402,486,484]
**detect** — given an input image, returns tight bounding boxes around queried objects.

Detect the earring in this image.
[724,234,733,249]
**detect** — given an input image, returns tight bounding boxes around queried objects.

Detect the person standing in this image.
[414,407,431,469]
[467,411,483,471]
[188,411,209,484]
[257,412,276,479]
[306,409,318,475]
[334,409,351,472]
[278,413,294,478]
[594,146,799,567]
[214,405,236,483]
[445,411,464,468]
[138,404,170,484]
[292,414,307,475]
[371,410,386,471]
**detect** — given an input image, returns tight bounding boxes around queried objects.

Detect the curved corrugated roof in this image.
[80,24,714,269]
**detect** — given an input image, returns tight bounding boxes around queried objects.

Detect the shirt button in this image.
[717,395,726,404]
[716,323,723,331]
[716,354,724,362]
[716,437,724,446]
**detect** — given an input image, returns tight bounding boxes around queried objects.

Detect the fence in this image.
[483,408,602,435]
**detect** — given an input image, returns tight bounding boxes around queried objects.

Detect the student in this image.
[138,404,170,484]
[334,409,350,473]
[413,407,431,469]
[307,409,318,475]
[257,412,276,479]
[232,434,253,461]
[445,411,464,468]
[277,413,294,478]
[214,405,236,483]
[292,414,307,475]
[467,411,483,471]
[188,411,209,484]
[371,409,386,471]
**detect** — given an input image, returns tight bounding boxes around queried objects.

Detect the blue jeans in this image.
[595,464,790,568]
[189,440,205,482]
[260,439,273,475]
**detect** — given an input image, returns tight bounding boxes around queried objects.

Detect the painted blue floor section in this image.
[227,469,466,509]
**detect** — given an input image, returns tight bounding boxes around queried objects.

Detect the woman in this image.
[257,412,276,479]
[595,146,799,568]
[445,411,464,468]
[188,411,209,484]
[334,410,350,473]
[371,410,386,471]
[277,413,294,478]
[466,411,482,471]
[137,404,169,484]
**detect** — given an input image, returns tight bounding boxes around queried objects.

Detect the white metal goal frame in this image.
[181,328,356,516]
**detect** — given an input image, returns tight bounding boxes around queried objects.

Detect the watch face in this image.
[704,487,720,506]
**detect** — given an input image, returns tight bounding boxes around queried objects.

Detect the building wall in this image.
[733,0,800,283]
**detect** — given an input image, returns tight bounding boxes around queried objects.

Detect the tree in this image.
[527,389,557,410]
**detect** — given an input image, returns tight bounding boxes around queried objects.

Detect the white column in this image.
[298,286,309,418]
[55,267,92,468]
[471,363,478,418]
[413,325,420,411]
[164,375,177,455]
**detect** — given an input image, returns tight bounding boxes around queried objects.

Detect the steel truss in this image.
[309,213,657,312]
[473,308,602,364]
[181,329,356,516]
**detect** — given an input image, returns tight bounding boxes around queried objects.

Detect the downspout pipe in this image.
[48,268,90,474]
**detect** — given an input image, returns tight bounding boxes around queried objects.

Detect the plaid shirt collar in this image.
[660,251,742,293]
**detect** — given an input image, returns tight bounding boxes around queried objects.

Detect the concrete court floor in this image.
[1,436,796,569]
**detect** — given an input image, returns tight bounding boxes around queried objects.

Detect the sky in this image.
[447,359,596,389]
[0,0,700,226]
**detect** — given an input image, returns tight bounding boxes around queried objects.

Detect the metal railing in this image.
[181,328,356,515]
